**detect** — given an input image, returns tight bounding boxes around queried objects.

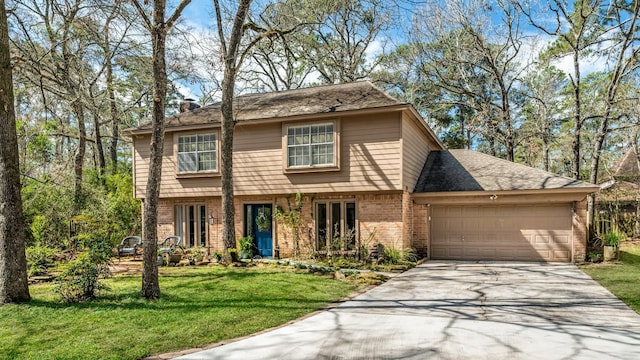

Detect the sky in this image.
[171,0,607,102]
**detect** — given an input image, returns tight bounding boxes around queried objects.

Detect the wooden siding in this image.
[133,112,403,198]
[401,113,432,192]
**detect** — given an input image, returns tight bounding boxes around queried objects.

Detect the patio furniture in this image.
[117,236,142,259]
[158,235,182,254]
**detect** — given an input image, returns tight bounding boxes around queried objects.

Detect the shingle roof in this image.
[129,81,404,133]
[612,147,640,182]
[415,149,597,192]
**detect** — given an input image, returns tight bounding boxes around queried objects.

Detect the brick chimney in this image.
[179,98,201,113]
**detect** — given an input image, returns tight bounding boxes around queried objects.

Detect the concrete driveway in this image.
[176,262,640,360]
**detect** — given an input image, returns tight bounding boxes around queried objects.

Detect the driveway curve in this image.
[176,262,640,360]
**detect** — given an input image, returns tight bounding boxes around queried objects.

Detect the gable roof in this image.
[128,81,405,133]
[415,149,597,193]
[611,147,640,182]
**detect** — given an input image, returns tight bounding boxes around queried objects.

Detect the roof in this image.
[128,81,404,133]
[611,147,640,182]
[414,149,597,193]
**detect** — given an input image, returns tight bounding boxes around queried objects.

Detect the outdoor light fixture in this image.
[490,194,498,200]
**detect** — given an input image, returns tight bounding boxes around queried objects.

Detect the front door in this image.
[245,204,273,257]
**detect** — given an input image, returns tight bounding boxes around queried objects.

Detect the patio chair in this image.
[117,236,142,259]
[158,235,182,254]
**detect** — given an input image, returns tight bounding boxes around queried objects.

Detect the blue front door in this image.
[245,204,273,257]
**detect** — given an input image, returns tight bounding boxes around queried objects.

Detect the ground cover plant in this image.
[580,242,640,313]
[0,266,357,360]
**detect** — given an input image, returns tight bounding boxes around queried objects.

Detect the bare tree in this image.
[406,0,530,160]
[131,0,191,300]
[0,0,30,305]
[586,0,640,233]
[518,0,604,179]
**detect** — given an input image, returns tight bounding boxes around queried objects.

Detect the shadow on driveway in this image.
[175,262,640,360]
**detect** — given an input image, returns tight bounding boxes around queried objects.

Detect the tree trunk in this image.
[220,83,235,251]
[570,52,582,180]
[218,0,252,252]
[103,20,119,176]
[0,0,30,305]
[141,4,169,301]
[93,113,106,176]
[72,101,86,209]
[106,57,119,175]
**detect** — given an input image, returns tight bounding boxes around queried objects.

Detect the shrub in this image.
[382,245,418,265]
[26,245,58,276]
[603,230,626,247]
[186,246,206,264]
[55,236,112,303]
[239,236,255,258]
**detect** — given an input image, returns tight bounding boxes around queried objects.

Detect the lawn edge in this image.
[142,284,378,360]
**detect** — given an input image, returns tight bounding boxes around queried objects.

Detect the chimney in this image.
[180,98,201,113]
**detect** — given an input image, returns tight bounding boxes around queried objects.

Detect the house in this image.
[125,81,598,263]
[597,147,640,236]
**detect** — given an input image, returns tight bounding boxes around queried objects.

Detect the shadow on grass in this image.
[24,268,345,313]
[620,249,640,265]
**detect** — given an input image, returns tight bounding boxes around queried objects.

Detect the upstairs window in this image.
[178,133,217,173]
[287,123,335,168]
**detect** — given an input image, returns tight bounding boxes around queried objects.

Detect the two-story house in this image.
[125,81,598,263]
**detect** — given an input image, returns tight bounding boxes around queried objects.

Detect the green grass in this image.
[0,266,357,360]
[581,244,640,313]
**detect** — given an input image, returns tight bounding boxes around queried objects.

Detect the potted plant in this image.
[228,248,239,263]
[603,230,624,261]
[213,250,223,263]
[239,236,254,259]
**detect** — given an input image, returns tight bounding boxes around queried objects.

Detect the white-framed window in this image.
[177,133,217,173]
[286,123,335,168]
[175,204,207,248]
[315,201,356,251]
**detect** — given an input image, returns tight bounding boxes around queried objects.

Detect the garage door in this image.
[430,204,572,262]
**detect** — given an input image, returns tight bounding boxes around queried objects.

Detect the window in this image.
[175,204,207,248]
[315,201,356,251]
[177,133,217,173]
[287,123,335,168]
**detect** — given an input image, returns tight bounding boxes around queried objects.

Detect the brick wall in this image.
[573,199,588,263]
[156,192,408,258]
[412,203,429,257]
[358,193,404,250]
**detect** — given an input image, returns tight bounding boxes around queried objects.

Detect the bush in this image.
[55,236,112,303]
[382,245,418,265]
[26,245,58,276]
[603,230,626,247]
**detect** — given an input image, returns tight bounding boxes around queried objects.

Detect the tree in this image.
[518,0,604,179]
[389,0,529,160]
[131,0,191,299]
[517,64,567,171]
[0,0,30,305]
[213,0,307,252]
[586,0,640,234]
[215,0,252,252]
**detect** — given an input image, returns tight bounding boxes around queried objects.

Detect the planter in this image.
[168,254,182,264]
[603,245,618,261]
[157,255,164,266]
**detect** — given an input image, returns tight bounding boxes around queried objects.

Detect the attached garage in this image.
[413,149,600,263]
[430,204,572,262]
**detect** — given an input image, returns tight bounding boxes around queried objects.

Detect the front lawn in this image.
[0,266,358,360]
[580,243,640,313]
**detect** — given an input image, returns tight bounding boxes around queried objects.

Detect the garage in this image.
[413,150,599,263]
[430,204,573,262]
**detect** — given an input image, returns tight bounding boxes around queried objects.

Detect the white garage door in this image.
[430,204,572,262]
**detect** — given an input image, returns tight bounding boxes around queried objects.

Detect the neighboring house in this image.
[597,147,640,236]
[125,81,598,263]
